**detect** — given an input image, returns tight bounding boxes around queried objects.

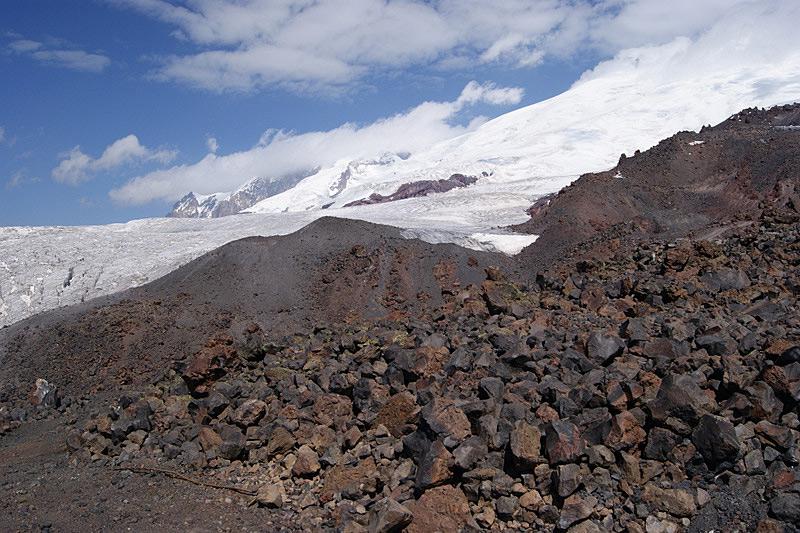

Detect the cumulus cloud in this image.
[0,126,5,144]
[110,0,762,92]
[8,38,111,72]
[108,0,800,204]
[109,80,523,204]
[53,135,177,185]
[457,81,524,106]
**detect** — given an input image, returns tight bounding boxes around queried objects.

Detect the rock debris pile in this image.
[67,206,800,532]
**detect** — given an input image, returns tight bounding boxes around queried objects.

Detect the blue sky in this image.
[0,0,767,226]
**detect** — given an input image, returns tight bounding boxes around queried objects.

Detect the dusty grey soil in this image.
[0,416,281,532]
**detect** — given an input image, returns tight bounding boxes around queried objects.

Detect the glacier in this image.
[0,183,541,327]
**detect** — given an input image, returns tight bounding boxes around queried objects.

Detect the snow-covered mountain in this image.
[246,35,800,215]
[167,172,312,218]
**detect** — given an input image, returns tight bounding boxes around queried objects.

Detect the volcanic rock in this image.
[368,498,413,533]
[649,374,716,423]
[692,414,740,465]
[545,421,586,464]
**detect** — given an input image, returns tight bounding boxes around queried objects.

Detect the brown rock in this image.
[374,392,419,437]
[755,420,796,450]
[182,333,237,393]
[321,457,378,502]
[509,421,543,467]
[756,518,788,533]
[399,346,451,378]
[605,410,646,450]
[545,420,586,463]
[415,440,454,489]
[558,494,597,529]
[642,483,697,517]
[568,520,604,533]
[421,397,471,441]
[314,393,353,429]
[482,279,521,314]
[406,485,476,533]
[536,404,560,423]
[519,489,544,510]
[619,451,641,483]
[265,426,295,456]
[761,365,790,397]
[231,399,267,427]
[254,482,285,508]
[292,444,321,477]
[197,426,223,453]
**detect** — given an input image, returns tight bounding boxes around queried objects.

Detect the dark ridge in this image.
[343,174,478,207]
[514,103,800,271]
[0,216,510,403]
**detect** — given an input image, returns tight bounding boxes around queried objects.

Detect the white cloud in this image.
[53,134,177,185]
[109,80,523,204]
[8,39,42,53]
[456,81,524,106]
[108,0,800,204]
[0,126,5,144]
[8,38,111,72]
[206,136,219,153]
[6,170,40,190]
[110,0,766,93]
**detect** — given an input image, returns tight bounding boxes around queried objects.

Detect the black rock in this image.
[649,374,717,423]
[644,427,681,461]
[368,498,413,533]
[696,334,731,356]
[218,424,246,460]
[691,414,740,466]
[586,332,625,365]
[109,399,152,441]
[700,268,750,292]
[495,495,519,518]
[479,377,505,400]
[453,436,488,470]
[770,493,800,522]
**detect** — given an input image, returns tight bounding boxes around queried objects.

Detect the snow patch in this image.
[688,140,705,146]
[468,233,538,255]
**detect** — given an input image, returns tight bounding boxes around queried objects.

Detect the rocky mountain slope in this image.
[168,173,311,218]
[517,104,800,270]
[5,12,800,329]
[53,204,800,533]
[0,218,510,404]
[1,105,799,532]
